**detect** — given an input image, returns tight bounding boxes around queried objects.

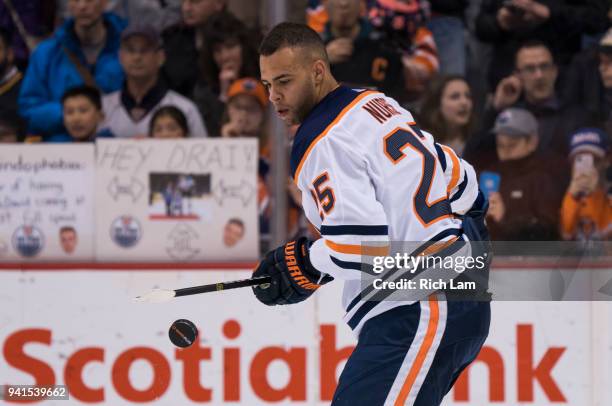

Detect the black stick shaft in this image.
[174,275,272,297]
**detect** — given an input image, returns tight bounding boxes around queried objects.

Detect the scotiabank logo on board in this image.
[2,322,567,404]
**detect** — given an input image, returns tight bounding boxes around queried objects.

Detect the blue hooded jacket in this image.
[18,13,126,138]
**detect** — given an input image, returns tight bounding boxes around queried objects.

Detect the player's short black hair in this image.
[61,85,102,110]
[259,22,328,63]
[0,27,11,48]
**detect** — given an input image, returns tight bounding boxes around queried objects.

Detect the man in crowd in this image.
[475,0,609,90]
[322,0,437,102]
[102,23,207,138]
[162,0,227,96]
[18,0,126,139]
[465,40,589,162]
[477,107,563,240]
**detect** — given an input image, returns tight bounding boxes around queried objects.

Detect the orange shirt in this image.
[560,188,612,240]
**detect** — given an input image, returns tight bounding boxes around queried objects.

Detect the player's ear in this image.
[312,59,326,85]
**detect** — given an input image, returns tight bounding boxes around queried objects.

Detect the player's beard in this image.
[294,79,318,125]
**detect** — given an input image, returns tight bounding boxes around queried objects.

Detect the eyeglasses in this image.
[517,62,555,75]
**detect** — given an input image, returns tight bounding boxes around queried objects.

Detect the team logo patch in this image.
[12,225,45,258]
[110,215,142,248]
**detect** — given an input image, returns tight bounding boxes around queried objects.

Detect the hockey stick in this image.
[134,275,272,303]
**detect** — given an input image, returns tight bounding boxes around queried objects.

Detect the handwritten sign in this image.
[0,145,95,261]
[95,139,259,262]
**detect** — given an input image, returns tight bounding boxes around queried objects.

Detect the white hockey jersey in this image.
[291,86,480,335]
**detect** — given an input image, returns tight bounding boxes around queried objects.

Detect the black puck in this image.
[169,319,198,348]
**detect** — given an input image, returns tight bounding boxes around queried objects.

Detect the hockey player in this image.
[254,22,490,405]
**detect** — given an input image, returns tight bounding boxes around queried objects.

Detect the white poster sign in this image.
[95,139,259,262]
[0,145,95,261]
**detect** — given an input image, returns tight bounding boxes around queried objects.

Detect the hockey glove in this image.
[252,237,333,305]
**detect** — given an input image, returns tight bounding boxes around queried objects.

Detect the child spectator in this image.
[221,78,267,142]
[49,85,111,142]
[194,11,260,136]
[560,128,612,241]
[150,106,189,138]
[419,75,475,155]
[479,107,564,240]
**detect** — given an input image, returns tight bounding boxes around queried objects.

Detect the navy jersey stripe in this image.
[449,170,468,203]
[330,256,376,274]
[434,143,447,172]
[290,86,365,178]
[321,225,389,236]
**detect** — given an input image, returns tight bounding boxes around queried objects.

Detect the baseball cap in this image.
[227,78,268,108]
[121,23,161,48]
[568,128,609,158]
[599,27,612,54]
[492,107,538,138]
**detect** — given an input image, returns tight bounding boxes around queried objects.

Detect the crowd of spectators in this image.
[1,0,611,245]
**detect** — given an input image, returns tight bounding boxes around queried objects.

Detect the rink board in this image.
[0,268,609,405]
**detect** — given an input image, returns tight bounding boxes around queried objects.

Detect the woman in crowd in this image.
[419,75,476,156]
[194,11,260,137]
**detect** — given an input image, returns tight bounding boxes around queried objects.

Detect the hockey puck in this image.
[169,319,198,348]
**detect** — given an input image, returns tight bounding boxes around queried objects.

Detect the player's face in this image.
[63,96,103,140]
[68,0,106,29]
[496,134,538,161]
[260,47,318,126]
[515,47,557,103]
[60,230,77,254]
[599,53,612,89]
[440,79,472,128]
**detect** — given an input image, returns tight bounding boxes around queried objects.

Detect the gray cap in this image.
[493,107,538,137]
[121,23,161,47]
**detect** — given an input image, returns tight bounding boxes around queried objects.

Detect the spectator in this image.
[57,0,182,28]
[0,0,56,69]
[419,75,475,155]
[0,114,23,143]
[560,128,612,241]
[465,40,590,161]
[366,0,439,100]
[475,0,609,90]
[0,28,25,130]
[49,85,112,142]
[563,28,612,136]
[162,0,227,97]
[18,0,126,139]
[102,23,207,138]
[150,105,189,138]
[194,11,259,136]
[479,107,563,240]
[221,78,267,141]
[428,0,469,75]
[321,0,405,100]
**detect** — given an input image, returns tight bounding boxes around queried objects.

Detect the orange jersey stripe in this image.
[394,295,440,405]
[294,90,379,184]
[325,239,389,257]
[441,145,461,196]
[419,236,459,257]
